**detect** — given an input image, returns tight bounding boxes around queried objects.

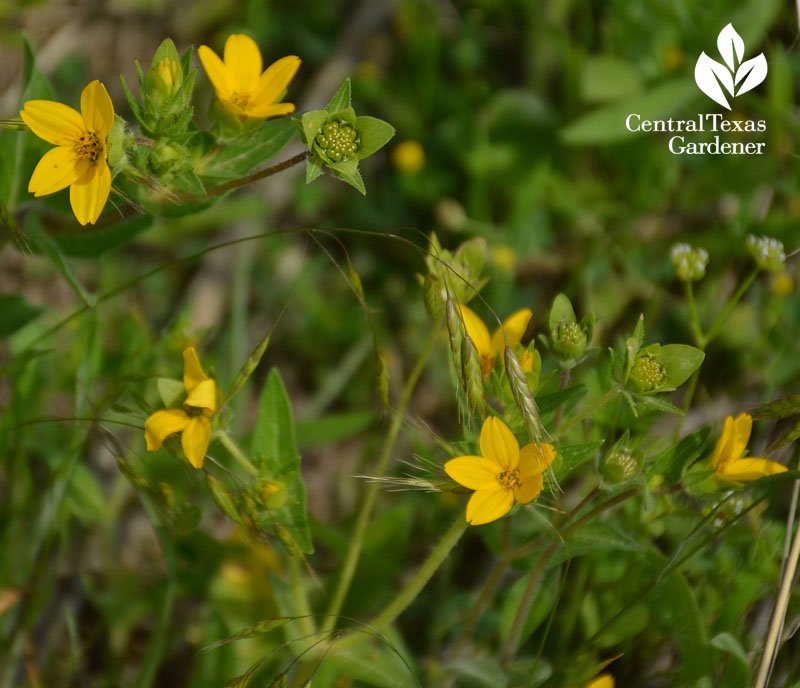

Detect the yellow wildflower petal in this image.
[466,488,514,525]
[718,457,787,482]
[444,455,502,491]
[514,471,543,504]
[490,308,532,357]
[69,162,110,225]
[28,146,88,197]
[145,408,189,451]
[181,415,211,469]
[457,304,492,361]
[711,415,735,469]
[184,378,217,414]
[518,442,556,476]
[224,34,263,92]
[245,101,296,119]
[80,80,114,139]
[730,413,753,462]
[183,346,210,394]
[253,55,301,106]
[479,416,520,471]
[198,45,232,97]
[586,675,615,688]
[20,99,84,146]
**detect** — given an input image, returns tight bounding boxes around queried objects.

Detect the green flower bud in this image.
[747,234,786,272]
[630,353,667,392]
[670,243,708,281]
[314,119,361,163]
[601,445,644,484]
[551,320,588,359]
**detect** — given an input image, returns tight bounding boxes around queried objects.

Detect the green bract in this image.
[548,293,594,365]
[298,78,395,194]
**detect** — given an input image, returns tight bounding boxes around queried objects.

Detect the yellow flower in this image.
[586,674,615,688]
[156,58,181,90]
[198,34,300,120]
[391,140,425,173]
[445,416,555,525]
[457,304,533,377]
[20,80,114,226]
[145,347,218,469]
[711,413,787,482]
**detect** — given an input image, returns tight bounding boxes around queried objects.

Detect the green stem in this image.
[704,269,759,344]
[178,151,311,201]
[686,281,704,347]
[335,515,468,651]
[217,430,259,477]
[550,387,621,440]
[288,557,316,637]
[322,326,440,632]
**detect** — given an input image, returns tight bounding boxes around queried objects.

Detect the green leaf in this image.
[299,110,327,146]
[305,156,324,183]
[0,294,44,337]
[658,344,704,389]
[355,116,396,159]
[711,632,751,688]
[647,426,711,484]
[331,167,366,195]
[48,213,154,258]
[323,645,418,688]
[325,78,352,114]
[441,658,508,688]
[553,441,604,480]
[251,368,312,554]
[500,568,560,647]
[536,384,588,416]
[633,394,684,415]
[0,36,54,209]
[561,78,697,145]
[295,411,375,449]
[202,118,296,181]
[581,56,643,103]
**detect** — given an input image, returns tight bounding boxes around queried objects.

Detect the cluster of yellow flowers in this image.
[20,34,299,226]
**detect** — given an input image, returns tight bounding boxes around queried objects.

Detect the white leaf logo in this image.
[694,23,767,109]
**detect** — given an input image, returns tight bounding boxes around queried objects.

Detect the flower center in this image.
[75,132,102,162]
[498,469,520,490]
[314,120,361,162]
[231,91,251,108]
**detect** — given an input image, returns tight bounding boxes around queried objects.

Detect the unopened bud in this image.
[630,354,666,392]
[670,243,708,281]
[551,320,588,359]
[747,234,785,272]
[601,445,643,484]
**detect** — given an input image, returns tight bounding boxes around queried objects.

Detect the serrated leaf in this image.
[325,78,351,114]
[251,369,312,553]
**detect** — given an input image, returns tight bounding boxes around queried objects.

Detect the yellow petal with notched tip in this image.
[69,162,110,225]
[514,472,543,504]
[491,308,532,357]
[466,488,515,525]
[20,100,85,146]
[182,415,211,469]
[145,408,189,451]
[28,146,88,196]
[479,416,519,471]
[519,442,556,476]
[253,55,301,106]
[184,378,217,414]
[224,34,262,92]
[198,45,232,97]
[183,346,209,394]
[444,455,502,491]
[718,457,787,482]
[80,80,114,139]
